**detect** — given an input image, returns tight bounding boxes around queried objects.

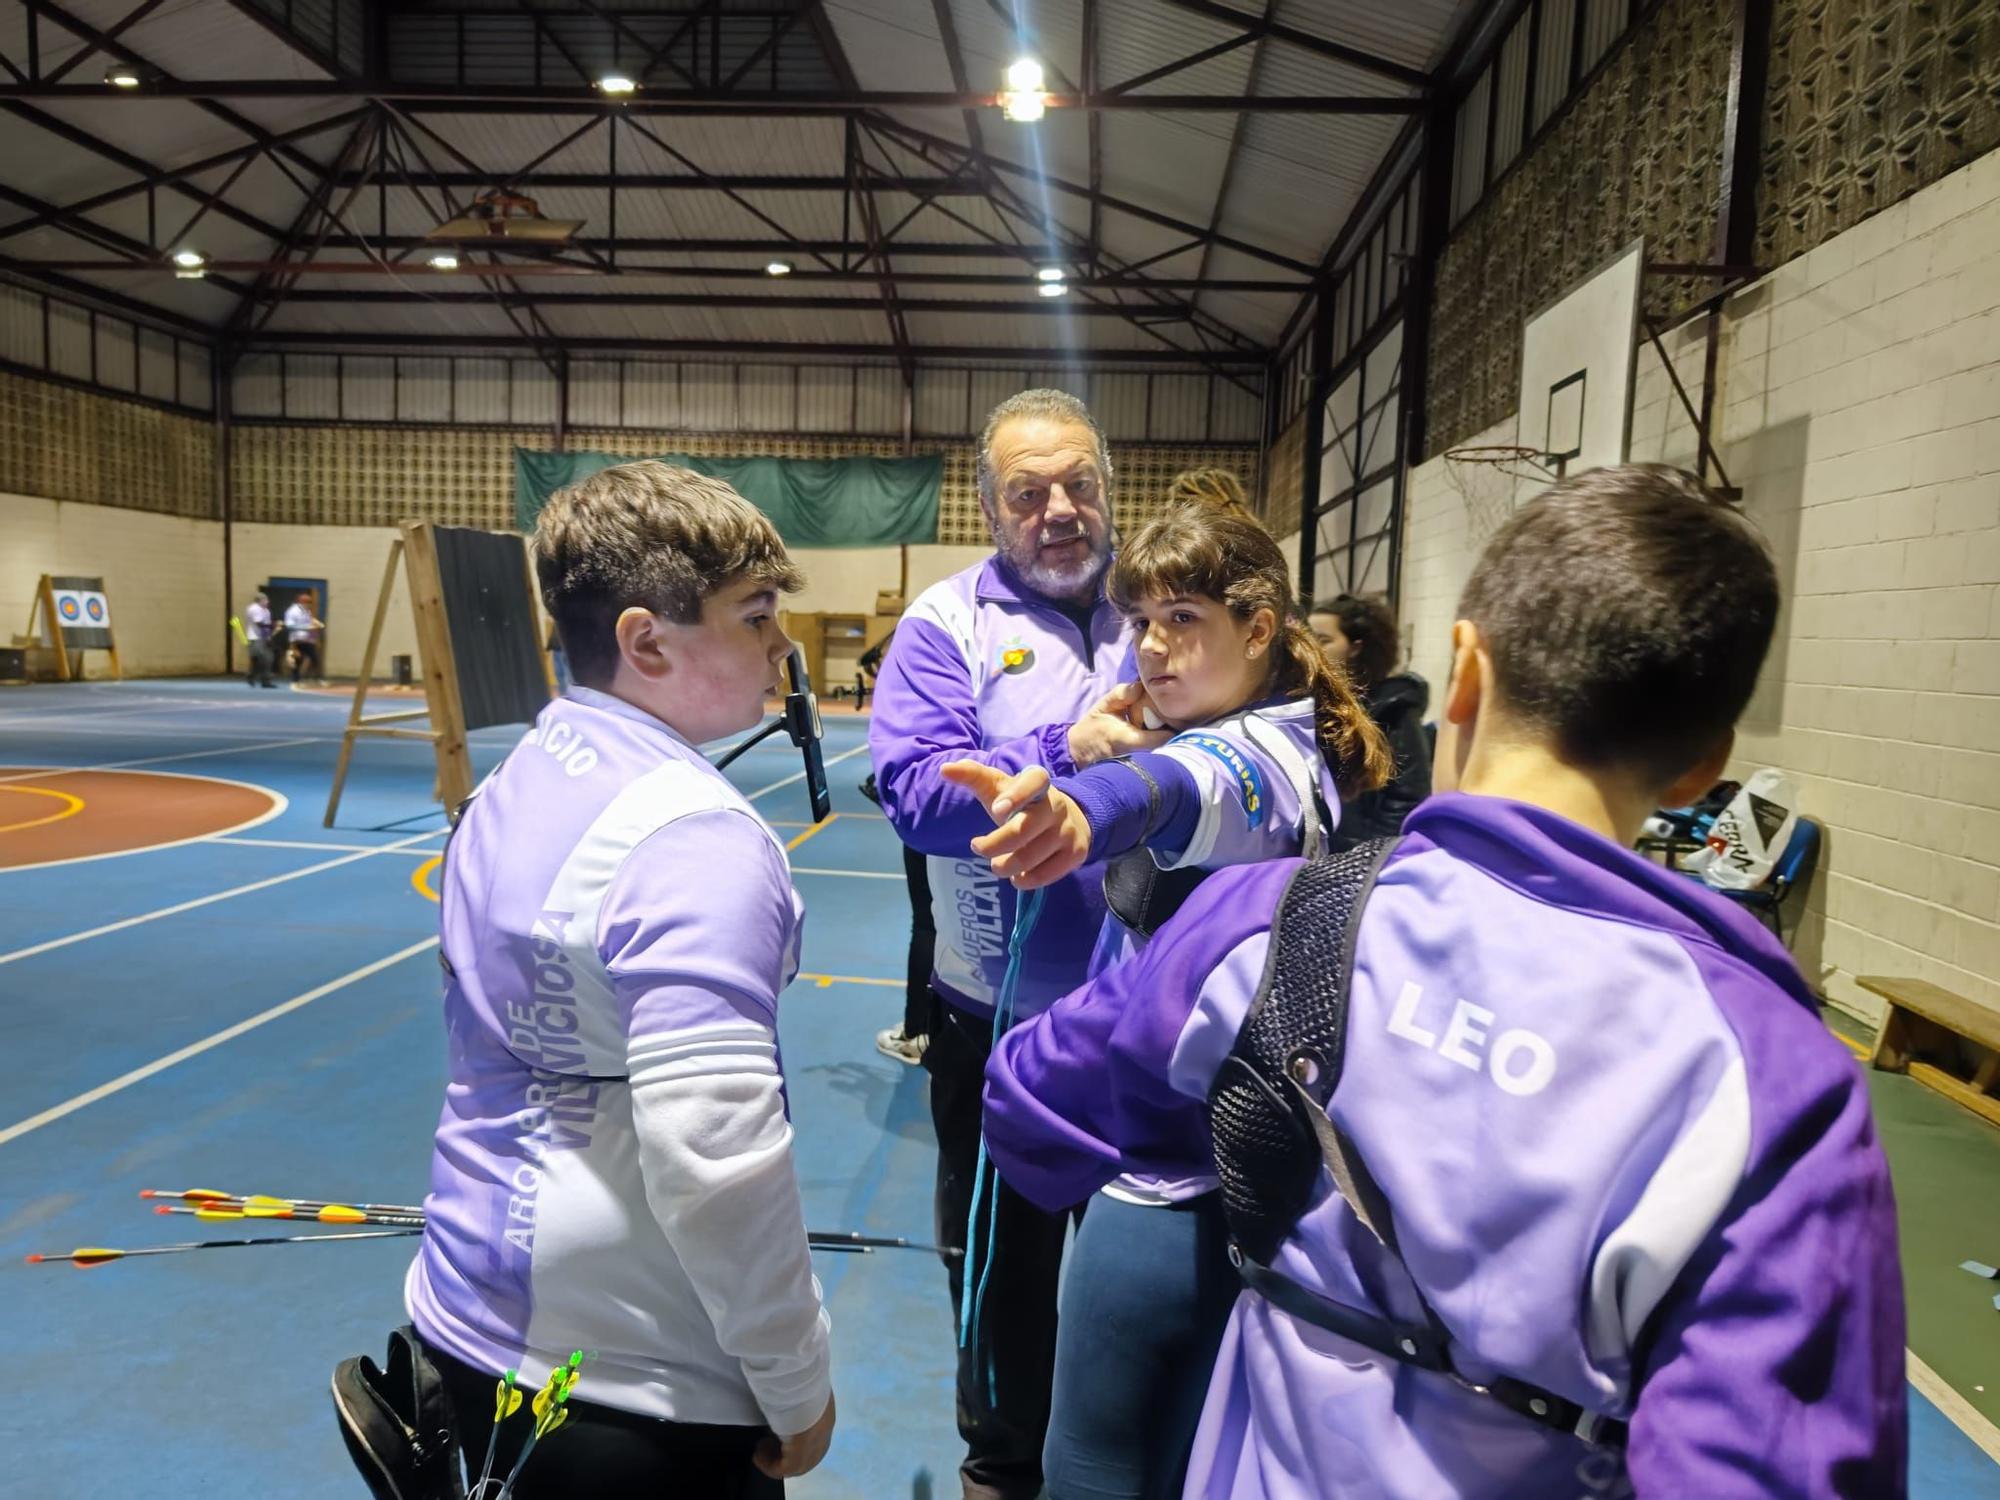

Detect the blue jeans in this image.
[1043,1191,1239,1500]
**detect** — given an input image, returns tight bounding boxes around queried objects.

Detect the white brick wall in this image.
[1394,143,2000,1026]
[1,491,225,677]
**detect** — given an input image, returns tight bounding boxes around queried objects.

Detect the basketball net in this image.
[1441,445,1561,543]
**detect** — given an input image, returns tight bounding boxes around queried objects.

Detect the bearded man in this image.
[867,388,1167,1500]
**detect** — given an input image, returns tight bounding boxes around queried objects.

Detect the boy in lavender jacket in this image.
[407,461,835,1496]
[983,465,1906,1498]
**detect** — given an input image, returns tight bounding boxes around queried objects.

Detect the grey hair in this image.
[974,388,1115,510]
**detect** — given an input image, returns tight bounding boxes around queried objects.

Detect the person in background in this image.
[244,590,277,689]
[1165,467,1257,521]
[285,588,326,684]
[858,627,934,1067]
[1309,593,1431,843]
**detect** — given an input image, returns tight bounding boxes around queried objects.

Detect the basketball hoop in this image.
[1440,445,1561,542]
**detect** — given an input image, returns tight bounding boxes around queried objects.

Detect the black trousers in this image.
[928,999,1076,1500]
[902,845,937,1041]
[290,638,320,680]
[428,1340,784,1499]
[246,639,274,686]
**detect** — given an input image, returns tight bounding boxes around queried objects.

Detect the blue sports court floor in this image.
[0,679,1995,1498]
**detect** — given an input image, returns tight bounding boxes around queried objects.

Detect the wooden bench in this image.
[1861,975,2000,1129]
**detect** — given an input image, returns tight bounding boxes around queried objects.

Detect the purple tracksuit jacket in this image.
[1069,694,1341,1206]
[985,793,1907,1499]
[407,687,831,1434]
[867,554,1132,1020]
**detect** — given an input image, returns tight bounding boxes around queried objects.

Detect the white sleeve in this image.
[628,1026,833,1435]
[606,814,830,1436]
[1150,720,1321,872]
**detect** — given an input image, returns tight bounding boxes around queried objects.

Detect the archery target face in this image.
[53,588,110,629]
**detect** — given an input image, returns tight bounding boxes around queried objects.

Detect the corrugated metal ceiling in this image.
[0,0,1472,361]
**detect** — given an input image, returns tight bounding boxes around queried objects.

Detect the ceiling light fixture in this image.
[598,74,636,95]
[1036,266,1066,283]
[171,248,206,279]
[1037,280,1067,298]
[105,65,144,88]
[766,260,794,276]
[1001,57,1047,122]
[428,253,460,271]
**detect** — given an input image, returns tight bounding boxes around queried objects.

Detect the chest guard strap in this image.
[1205,839,1627,1453]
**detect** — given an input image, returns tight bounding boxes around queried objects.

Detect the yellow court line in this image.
[412,854,442,903]
[1834,1030,1870,1060]
[0,783,87,836]
[785,813,840,851]
[795,973,903,990]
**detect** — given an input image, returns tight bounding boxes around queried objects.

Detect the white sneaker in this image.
[875,1024,928,1066]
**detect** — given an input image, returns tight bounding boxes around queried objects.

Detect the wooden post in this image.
[324,537,406,827]
[524,538,558,699]
[36,577,70,682]
[401,520,475,815]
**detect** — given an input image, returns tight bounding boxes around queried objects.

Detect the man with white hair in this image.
[868,389,1167,1499]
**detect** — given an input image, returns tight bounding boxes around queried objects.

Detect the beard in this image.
[991,512,1110,602]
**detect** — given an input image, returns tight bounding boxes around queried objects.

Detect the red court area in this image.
[0,768,282,869]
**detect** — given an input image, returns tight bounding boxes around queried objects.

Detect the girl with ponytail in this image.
[940,502,1389,1500]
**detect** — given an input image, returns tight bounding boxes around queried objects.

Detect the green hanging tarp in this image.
[514,448,941,547]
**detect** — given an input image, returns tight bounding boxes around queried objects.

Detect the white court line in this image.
[0,937,440,1149]
[746,743,869,801]
[1908,1348,2000,1465]
[0,828,442,967]
[791,867,902,881]
[210,834,444,856]
[0,698,343,727]
[0,738,320,784]
[0,723,359,745]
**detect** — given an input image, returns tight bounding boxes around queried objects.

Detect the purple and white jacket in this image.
[1077,694,1338,982]
[868,555,1131,1020]
[406,686,832,1436]
[1065,694,1340,1206]
[985,793,1906,1498]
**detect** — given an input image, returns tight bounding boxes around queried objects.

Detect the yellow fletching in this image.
[195,1207,247,1221]
[506,1390,524,1417]
[535,1404,570,1441]
[319,1206,367,1224]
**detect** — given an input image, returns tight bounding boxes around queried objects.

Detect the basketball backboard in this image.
[1517,238,1644,484]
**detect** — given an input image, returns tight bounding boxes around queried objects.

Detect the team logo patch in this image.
[1176,732,1267,829]
[996,637,1036,675]
[58,596,80,620]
